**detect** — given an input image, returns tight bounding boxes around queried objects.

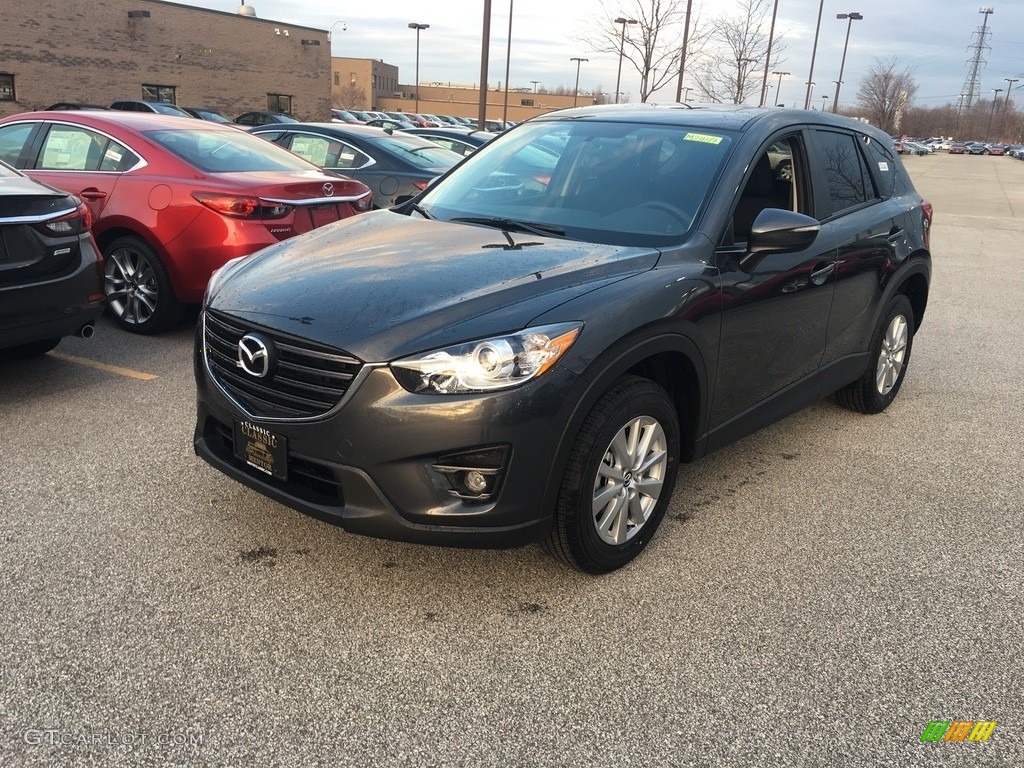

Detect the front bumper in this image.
[193,327,581,548]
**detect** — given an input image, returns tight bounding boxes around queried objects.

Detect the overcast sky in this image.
[186,0,1024,109]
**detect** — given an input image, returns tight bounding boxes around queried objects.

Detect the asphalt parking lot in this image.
[2,153,1022,768]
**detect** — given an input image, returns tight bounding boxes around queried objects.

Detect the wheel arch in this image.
[94,225,181,302]
[540,331,710,524]
[896,263,929,333]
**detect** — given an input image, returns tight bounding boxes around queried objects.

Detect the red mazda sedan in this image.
[0,111,372,333]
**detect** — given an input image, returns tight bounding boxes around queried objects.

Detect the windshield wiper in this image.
[407,202,433,219]
[450,217,565,237]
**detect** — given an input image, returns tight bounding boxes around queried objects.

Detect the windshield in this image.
[144,128,319,173]
[419,119,734,247]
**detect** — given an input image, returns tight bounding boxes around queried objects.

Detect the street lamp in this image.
[988,88,1004,139]
[758,0,780,106]
[570,57,588,107]
[530,80,541,93]
[833,12,863,113]
[1004,78,1019,110]
[408,22,429,113]
[821,94,829,111]
[614,16,638,104]
[771,71,789,107]
[804,0,825,108]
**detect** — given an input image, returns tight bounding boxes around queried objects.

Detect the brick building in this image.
[0,0,332,120]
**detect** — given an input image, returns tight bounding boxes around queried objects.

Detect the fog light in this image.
[432,445,509,503]
[463,470,489,494]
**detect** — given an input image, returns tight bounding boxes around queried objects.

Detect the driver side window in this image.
[730,137,803,244]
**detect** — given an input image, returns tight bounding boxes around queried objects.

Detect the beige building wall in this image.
[331,58,399,111]
[0,0,332,120]
[378,84,592,122]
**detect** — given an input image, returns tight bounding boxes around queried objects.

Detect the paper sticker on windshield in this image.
[683,132,723,145]
[878,161,890,171]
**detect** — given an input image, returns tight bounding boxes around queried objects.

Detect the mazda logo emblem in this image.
[237,334,273,378]
[322,182,334,196]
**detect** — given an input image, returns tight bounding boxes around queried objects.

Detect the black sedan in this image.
[0,161,104,357]
[249,123,462,208]
[195,105,933,573]
[401,127,498,157]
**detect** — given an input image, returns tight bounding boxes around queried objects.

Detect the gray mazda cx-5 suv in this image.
[194,104,932,573]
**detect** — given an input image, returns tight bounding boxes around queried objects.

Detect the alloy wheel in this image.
[592,415,668,546]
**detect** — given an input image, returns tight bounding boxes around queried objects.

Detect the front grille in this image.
[204,310,363,419]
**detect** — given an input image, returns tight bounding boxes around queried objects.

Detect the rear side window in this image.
[813,129,875,217]
[0,122,34,166]
[862,135,896,198]
[287,135,370,170]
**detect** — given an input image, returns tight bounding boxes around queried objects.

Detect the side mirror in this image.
[740,208,820,271]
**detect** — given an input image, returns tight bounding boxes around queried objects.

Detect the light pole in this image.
[759,0,780,106]
[821,94,829,111]
[614,16,638,104]
[833,12,863,113]
[530,80,540,93]
[804,0,825,108]
[674,0,695,102]
[682,86,693,103]
[570,57,588,107]
[771,71,789,106]
[502,0,513,128]
[738,57,757,104]
[408,22,429,113]
[988,88,1003,139]
[1004,78,1019,110]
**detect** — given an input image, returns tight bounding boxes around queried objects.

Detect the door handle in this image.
[810,262,835,285]
[79,188,107,201]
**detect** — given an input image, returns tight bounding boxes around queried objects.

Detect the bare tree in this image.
[690,0,781,104]
[582,0,698,102]
[856,58,917,134]
[335,84,367,110]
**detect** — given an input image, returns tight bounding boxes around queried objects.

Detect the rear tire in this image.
[545,376,680,573]
[836,293,915,414]
[104,235,185,335]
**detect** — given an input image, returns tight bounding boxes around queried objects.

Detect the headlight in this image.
[391,323,582,394]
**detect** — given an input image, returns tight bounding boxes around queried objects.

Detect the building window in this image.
[334,73,340,86]
[0,74,16,101]
[142,84,176,104]
[268,94,292,114]
[520,98,534,107]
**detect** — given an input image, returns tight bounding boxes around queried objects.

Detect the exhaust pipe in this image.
[78,323,95,339]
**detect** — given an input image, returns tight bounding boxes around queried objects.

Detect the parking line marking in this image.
[50,351,159,381]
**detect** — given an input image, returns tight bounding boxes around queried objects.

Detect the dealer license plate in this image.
[233,419,288,480]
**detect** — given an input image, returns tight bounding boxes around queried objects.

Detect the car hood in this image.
[207,210,660,360]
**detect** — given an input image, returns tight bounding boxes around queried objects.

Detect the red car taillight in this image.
[192,192,291,219]
[411,180,430,191]
[921,198,933,250]
[34,201,92,236]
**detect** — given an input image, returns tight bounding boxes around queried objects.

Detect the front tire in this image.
[545,376,680,573]
[836,293,915,414]
[104,235,185,335]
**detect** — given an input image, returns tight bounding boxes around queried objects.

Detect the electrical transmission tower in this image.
[961,6,994,109]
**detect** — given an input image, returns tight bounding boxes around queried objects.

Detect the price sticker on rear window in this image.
[682,132,724,145]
